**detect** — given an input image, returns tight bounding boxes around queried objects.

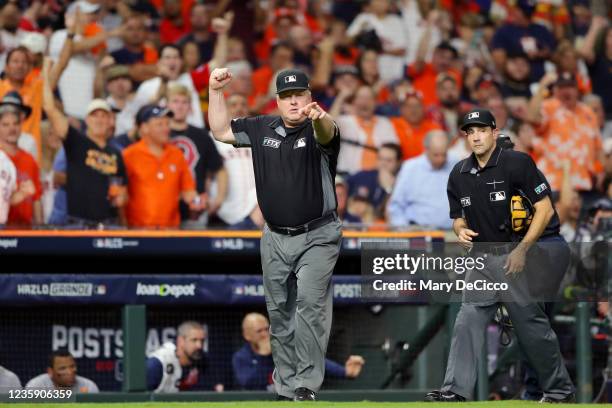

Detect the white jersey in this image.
[0,150,17,224]
[25,373,98,393]
[214,141,257,225]
[0,365,21,392]
[148,342,182,393]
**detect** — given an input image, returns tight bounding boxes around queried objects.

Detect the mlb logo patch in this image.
[490,191,506,202]
[293,137,306,149]
[467,112,480,119]
[535,183,547,194]
[460,197,471,207]
[263,137,281,148]
[285,75,297,83]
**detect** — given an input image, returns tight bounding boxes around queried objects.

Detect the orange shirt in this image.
[6,148,41,226]
[406,63,462,108]
[0,78,43,160]
[123,140,195,228]
[534,98,602,191]
[83,22,106,55]
[250,66,274,102]
[391,117,443,160]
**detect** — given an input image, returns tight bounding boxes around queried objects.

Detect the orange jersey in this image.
[123,140,195,228]
[391,117,443,160]
[83,23,106,55]
[6,148,41,226]
[0,78,43,160]
[406,64,462,108]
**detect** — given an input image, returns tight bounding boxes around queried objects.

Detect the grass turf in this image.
[0,402,600,408]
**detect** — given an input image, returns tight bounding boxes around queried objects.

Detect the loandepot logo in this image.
[136,283,196,298]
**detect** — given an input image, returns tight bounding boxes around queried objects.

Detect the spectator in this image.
[159,0,190,44]
[214,93,261,229]
[400,1,444,66]
[254,7,297,64]
[49,3,125,120]
[39,121,61,223]
[347,0,408,83]
[388,130,456,229]
[552,40,591,95]
[485,95,515,133]
[336,85,399,174]
[527,72,602,191]
[315,64,361,114]
[232,313,365,391]
[288,25,315,72]
[500,51,533,100]
[356,49,389,104]
[123,104,205,228]
[166,84,225,227]
[43,61,128,227]
[47,147,67,225]
[25,350,99,393]
[98,0,129,53]
[335,175,359,223]
[390,90,443,160]
[224,61,253,105]
[347,143,401,219]
[579,16,612,120]
[103,65,138,137]
[19,32,47,82]
[147,320,206,392]
[250,42,294,112]
[406,36,461,108]
[0,149,30,226]
[0,365,21,392]
[0,93,42,226]
[133,10,232,129]
[182,40,201,73]
[429,73,472,138]
[227,37,248,64]
[490,0,556,82]
[109,14,159,83]
[178,3,215,64]
[0,1,26,73]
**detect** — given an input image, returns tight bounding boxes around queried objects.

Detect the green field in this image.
[0,402,601,408]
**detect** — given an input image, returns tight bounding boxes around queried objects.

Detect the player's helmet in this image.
[510,193,533,233]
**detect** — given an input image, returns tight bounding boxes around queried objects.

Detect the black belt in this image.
[267,212,337,236]
[478,243,515,256]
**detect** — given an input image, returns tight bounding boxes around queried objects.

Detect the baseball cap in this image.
[106,65,131,82]
[20,32,47,54]
[460,108,497,131]
[136,104,173,126]
[86,99,112,116]
[333,65,359,77]
[276,69,310,94]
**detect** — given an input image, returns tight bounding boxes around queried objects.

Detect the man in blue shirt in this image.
[232,313,365,391]
[491,0,556,82]
[388,130,456,229]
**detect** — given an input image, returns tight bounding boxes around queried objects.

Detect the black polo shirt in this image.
[447,146,560,242]
[230,115,340,227]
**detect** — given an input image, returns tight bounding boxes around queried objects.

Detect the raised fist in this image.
[209,68,233,91]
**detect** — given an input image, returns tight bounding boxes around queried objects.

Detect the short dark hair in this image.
[6,46,29,65]
[270,41,293,56]
[48,349,73,369]
[158,43,182,58]
[380,143,402,161]
[435,42,458,59]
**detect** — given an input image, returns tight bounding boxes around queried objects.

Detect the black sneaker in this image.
[294,387,316,401]
[276,395,293,401]
[424,390,443,402]
[439,392,466,402]
[539,393,576,403]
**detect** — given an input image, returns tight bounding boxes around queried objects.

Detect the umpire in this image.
[208,68,342,401]
[426,109,575,403]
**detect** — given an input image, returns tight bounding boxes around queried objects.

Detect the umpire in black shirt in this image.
[208,67,342,401]
[426,109,575,403]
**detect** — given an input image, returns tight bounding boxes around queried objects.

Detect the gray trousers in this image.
[260,219,342,398]
[441,254,574,400]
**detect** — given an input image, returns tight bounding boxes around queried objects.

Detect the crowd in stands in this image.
[0,0,609,233]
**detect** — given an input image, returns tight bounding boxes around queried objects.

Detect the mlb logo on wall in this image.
[285,75,297,83]
[460,197,471,207]
[467,112,479,119]
[490,191,506,202]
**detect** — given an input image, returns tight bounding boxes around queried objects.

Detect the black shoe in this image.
[425,390,466,402]
[276,395,293,401]
[424,390,443,402]
[539,393,576,403]
[294,387,316,401]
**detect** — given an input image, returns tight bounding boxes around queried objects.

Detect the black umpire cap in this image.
[276,69,310,94]
[460,108,497,131]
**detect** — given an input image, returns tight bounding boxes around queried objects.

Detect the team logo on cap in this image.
[285,75,297,83]
[467,112,480,119]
